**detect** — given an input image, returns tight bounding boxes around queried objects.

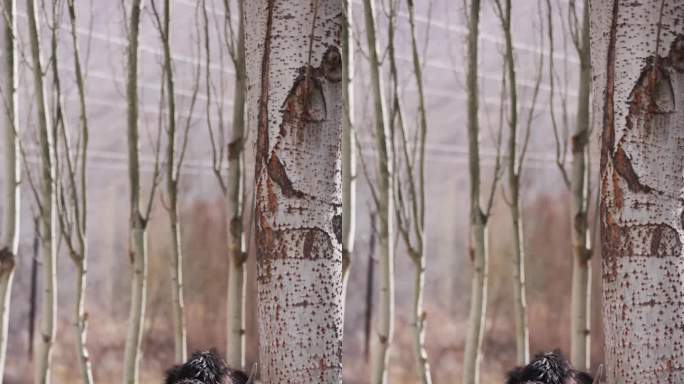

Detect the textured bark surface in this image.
[27,0,57,381]
[245,1,344,383]
[0,0,18,381]
[591,1,684,383]
[123,0,148,382]
[463,1,488,383]
[225,0,247,369]
[362,0,395,382]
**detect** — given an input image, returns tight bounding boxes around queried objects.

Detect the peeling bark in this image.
[592,1,684,382]
[0,0,18,381]
[245,1,344,383]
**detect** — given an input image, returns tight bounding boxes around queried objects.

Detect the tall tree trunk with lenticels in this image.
[245,1,344,383]
[591,1,684,382]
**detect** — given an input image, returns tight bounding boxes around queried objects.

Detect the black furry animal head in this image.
[164,350,249,384]
[505,350,593,384]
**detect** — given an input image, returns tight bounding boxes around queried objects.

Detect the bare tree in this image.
[0,0,18,380]
[462,0,506,381]
[387,0,432,382]
[122,0,163,381]
[361,0,395,382]
[492,0,544,366]
[150,0,199,364]
[244,0,344,382]
[26,0,58,380]
[547,0,593,370]
[48,0,94,382]
[591,1,684,383]
[201,0,248,368]
[341,0,355,301]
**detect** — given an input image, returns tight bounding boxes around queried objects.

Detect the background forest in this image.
[0,0,616,383]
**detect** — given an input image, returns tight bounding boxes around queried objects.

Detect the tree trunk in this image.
[27,0,57,381]
[341,0,356,299]
[569,0,591,371]
[123,0,148,382]
[591,1,684,383]
[498,0,529,365]
[362,0,395,382]
[158,0,188,364]
[245,1,344,382]
[0,0,18,380]
[463,1,488,383]
[63,2,94,381]
[225,0,247,370]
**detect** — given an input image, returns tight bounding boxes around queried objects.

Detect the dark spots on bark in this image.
[254,1,275,172]
[668,34,684,73]
[227,138,243,160]
[604,223,681,260]
[267,154,306,199]
[0,247,16,276]
[332,214,342,244]
[320,46,342,83]
[571,130,588,154]
[600,0,619,172]
[302,228,334,260]
[613,146,653,193]
[282,72,327,124]
[229,215,243,240]
[628,63,675,116]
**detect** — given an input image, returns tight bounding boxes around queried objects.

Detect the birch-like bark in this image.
[463,1,488,383]
[154,0,188,364]
[341,0,355,299]
[52,2,94,381]
[27,0,57,381]
[245,1,344,382]
[591,1,684,382]
[123,0,148,382]
[362,0,395,382]
[224,0,247,369]
[390,0,431,382]
[0,0,18,380]
[568,0,592,371]
[499,0,529,365]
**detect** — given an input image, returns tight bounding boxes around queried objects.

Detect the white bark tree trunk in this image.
[27,0,57,381]
[123,0,148,382]
[157,0,188,364]
[362,0,395,383]
[591,1,684,383]
[463,1,488,383]
[569,0,592,371]
[245,1,344,382]
[225,0,246,369]
[0,0,18,380]
[341,0,356,298]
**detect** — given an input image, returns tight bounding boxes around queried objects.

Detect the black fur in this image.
[505,350,593,384]
[164,350,249,384]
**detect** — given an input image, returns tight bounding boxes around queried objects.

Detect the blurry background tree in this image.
[591,1,683,383]
[52,0,94,381]
[26,0,58,381]
[0,0,18,381]
[361,0,395,382]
